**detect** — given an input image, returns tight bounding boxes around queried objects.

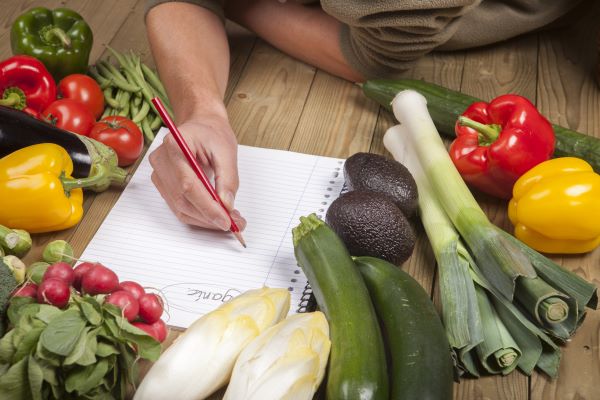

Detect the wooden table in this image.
[3,1,599,399]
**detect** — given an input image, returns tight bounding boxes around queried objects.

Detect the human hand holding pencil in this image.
[149,98,247,246]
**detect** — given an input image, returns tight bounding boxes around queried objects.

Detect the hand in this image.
[149,117,247,231]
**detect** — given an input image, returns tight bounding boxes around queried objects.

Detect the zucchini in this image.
[362,79,600,173]
[292,214,388,400]
[354,256,454,400]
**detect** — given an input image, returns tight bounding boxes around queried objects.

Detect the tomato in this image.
[58,74,105,119]
[42,99,95,136]
[90,116,144,166]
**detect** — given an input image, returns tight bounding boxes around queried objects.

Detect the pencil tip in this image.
[233,231,247,248]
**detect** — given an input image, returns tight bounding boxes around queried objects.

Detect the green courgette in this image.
[293,214,388,400]
[354,256,454,400]
[362,79,600,173]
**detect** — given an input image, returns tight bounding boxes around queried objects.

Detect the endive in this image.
[134,287,290,400]
[224,312,331,400]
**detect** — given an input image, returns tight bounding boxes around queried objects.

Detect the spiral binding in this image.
[296,161,345,313]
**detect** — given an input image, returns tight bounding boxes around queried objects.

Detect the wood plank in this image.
[288,71,378,157]
[531,4,600,399]
[227,40,316,149]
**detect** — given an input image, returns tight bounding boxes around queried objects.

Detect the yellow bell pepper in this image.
[0,143,87,233]
[508,157,600,254]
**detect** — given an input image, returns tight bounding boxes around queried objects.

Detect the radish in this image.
[132,321,160,341]
[43,262,75,285]
[12,282,38,299]
[150,319,168,343]
[138,293,164,324]
[37,278,70,308]
[106,290,139,322]
[119,281,145,300]
[81,263,119,295]
[73,262,95,291]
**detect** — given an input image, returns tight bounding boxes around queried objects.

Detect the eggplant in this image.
[0,105,128,192]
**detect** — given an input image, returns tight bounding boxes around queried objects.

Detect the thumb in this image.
[214,152,239,211]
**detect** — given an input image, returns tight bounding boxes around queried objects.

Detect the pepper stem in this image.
[0,88,27,110]
[41,26,71,48]
[458,116,502,144]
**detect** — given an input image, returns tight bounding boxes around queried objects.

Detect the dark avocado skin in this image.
[344,152,418,217]
[326,191,416,265]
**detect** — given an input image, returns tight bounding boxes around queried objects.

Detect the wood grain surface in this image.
[2,0,599,399]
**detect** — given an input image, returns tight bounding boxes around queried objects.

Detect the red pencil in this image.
[151,97,246,248]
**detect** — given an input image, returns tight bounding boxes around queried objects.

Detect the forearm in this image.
[146,3,230,122]
[225,0,363,82]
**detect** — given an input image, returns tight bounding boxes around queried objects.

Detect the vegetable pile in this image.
[383,89,598,378]
[89,47,173,143]
[293,214,454,399]
[0,235,168,399]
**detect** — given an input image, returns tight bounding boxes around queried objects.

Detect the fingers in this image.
[212,139,240,210]
[150,140,231,231]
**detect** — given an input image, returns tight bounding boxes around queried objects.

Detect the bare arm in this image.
[146,3,246,231]
[225,0,364,82]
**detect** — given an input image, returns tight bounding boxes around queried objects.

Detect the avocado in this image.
[326,191,416,265]
[344,152,418,217]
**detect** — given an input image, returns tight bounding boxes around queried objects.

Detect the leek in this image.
[390,90,536,301]
[383,89,597,378]
[385,125,483,375]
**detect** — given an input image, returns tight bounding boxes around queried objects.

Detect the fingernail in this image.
[213,216,230,231]
[220,191,235,209]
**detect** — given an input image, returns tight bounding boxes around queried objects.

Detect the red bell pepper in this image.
[0,55,56,116]
[449,94,555,199]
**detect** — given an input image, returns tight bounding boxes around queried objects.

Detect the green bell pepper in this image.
[10,7,93,81]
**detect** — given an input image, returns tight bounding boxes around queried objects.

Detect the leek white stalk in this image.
[390,90,536,300]
[134,287,291,400]
[223,312,331,400]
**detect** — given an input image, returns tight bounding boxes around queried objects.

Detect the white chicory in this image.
[134,287,291,400]
[223,311,331,400]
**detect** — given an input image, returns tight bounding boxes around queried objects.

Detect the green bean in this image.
[89,66,113,89]
[149,113,162,130]
[130,98,140,118]
[132,101,150,124]
[98,61,140,93]
[141,63,168,100]
[141,117,155,142]
[133,94,143,107]
[103,88,120,109]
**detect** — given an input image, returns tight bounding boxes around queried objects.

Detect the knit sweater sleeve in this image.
[322,0,480,79]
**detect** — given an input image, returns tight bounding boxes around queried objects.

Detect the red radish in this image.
[138,293,164,324]
[12,282,38,299]
[119,281,145,300]
[150,319,168,343]
[132,321,159,341]
[106,290,139,322]
[81,263,119,295]
[73,262,95,291]
[37,278,70,308]
[43,262,75,285]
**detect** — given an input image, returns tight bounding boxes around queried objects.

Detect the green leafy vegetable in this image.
[0,292,162,399]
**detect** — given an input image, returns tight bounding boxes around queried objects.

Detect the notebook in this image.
[80,128,345,329]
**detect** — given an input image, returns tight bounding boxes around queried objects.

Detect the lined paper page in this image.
[80,128,345,328]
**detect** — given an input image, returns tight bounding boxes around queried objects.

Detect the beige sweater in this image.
[146,0,581,78]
